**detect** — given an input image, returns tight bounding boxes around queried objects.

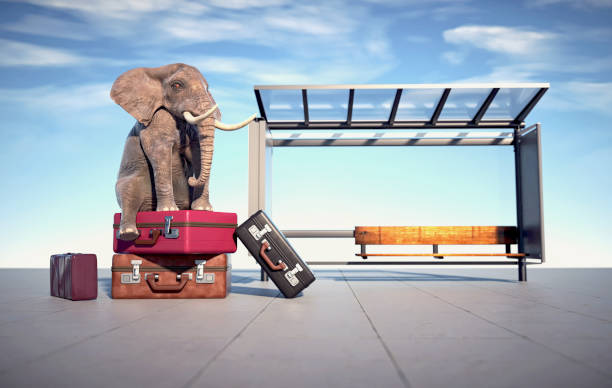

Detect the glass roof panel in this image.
[395,88,444,121]
[439,88,491,120]
[483,88,540,120]
[259,89,303,121]
[352,89,396,121]
[307,89,349,121]
[255,84,548,128]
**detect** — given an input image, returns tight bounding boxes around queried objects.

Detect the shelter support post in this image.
[514,123,545,282]
[248,119,273,281]
[518,259,527,281]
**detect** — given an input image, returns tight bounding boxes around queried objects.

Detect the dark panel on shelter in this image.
[517,126,545,262]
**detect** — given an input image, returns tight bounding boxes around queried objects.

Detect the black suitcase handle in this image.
[259,241,287,271]
[146,273,189,292]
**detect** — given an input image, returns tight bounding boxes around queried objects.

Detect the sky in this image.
[0,0,610,268]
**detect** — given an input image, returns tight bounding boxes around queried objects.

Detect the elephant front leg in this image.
[141,133,179,212]
[116,174,146,241]
[152,146,179,211]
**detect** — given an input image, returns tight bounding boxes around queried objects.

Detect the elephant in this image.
[111,63,255,241]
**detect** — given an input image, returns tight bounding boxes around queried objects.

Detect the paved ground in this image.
[0,267,611,388]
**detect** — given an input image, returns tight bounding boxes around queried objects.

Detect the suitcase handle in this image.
[134,229,161,246]
[146,274,189,292]
[259,241,287,271]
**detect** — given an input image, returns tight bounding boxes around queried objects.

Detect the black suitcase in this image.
[236,210,315,298]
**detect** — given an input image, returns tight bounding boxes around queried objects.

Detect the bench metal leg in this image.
[361,244,368,260]
[261,268,268,281]
[518,259,527,282]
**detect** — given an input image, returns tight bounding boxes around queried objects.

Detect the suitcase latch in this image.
[164,216,180,239]
[131,259,141,280]
[120,260,142,284]
[248,224,271,240]
[195,260,215,283]
[284,263,303,287]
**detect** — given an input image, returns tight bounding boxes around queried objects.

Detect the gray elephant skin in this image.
[111,63,254,241]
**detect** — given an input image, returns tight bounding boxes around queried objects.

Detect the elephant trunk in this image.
[188,122,215,188]
[184,110,257,188]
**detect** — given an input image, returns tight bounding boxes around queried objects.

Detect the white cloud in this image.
[2,0,399,90]
[159,17,250,42]
[189,55,395,84]
[542,81,612,115]
[396,1,477,21]
[441,51,466,65]
[0,83,113,111]
[443,25,557,55]
[528,0,612,8]
[263,16,342,36]
[431,4,477,21]
[206,0,289,9]
[2,14,93,41]
[0,39,89,66]
[14,0,201,21]
[6,0,396,76]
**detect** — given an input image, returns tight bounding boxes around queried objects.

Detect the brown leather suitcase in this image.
[50,253,98,300]
[111,253,230,299]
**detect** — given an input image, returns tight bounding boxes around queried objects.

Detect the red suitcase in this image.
[111,253,231,299]
[50,253,98,300]
[113,210,237,254]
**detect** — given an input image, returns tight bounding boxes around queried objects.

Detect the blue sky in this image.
[0,0,610,268]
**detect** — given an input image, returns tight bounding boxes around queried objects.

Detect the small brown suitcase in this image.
[111,253,231,299]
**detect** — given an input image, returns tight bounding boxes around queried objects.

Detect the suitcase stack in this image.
[111,210,237,299]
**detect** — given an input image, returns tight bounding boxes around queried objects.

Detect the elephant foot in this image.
[156,200,179,212]
[119,226,140,241]
[192,197,213,211]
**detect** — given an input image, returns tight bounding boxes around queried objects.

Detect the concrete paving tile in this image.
[113,294,277,339]
[0,331,228,388]
[544,338,612,378]
[417,285,612,340]
[195,337,405,388]
[246,299,373,340]
[527,269,612,299]
[235,276,375,341]
[472,282,612,322]
[387,338,612,388]
[0,296,70,325]
[348,281,513,339]
[0,299,190,372]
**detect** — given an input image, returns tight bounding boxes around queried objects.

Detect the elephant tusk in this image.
[183,104,218,124]
[214,114,256,131]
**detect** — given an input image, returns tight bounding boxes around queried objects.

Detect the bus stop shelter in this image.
[248,83,548,281]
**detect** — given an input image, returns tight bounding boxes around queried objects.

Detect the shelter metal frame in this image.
[248,83,548,282]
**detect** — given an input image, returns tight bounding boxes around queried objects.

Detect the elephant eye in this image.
[171,81,184,90]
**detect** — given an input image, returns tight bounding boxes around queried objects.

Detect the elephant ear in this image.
[110,67,163,126]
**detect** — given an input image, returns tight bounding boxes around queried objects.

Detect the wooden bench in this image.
[355,226,528,280]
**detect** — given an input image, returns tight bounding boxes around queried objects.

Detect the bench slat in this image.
[355,226,518,245]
